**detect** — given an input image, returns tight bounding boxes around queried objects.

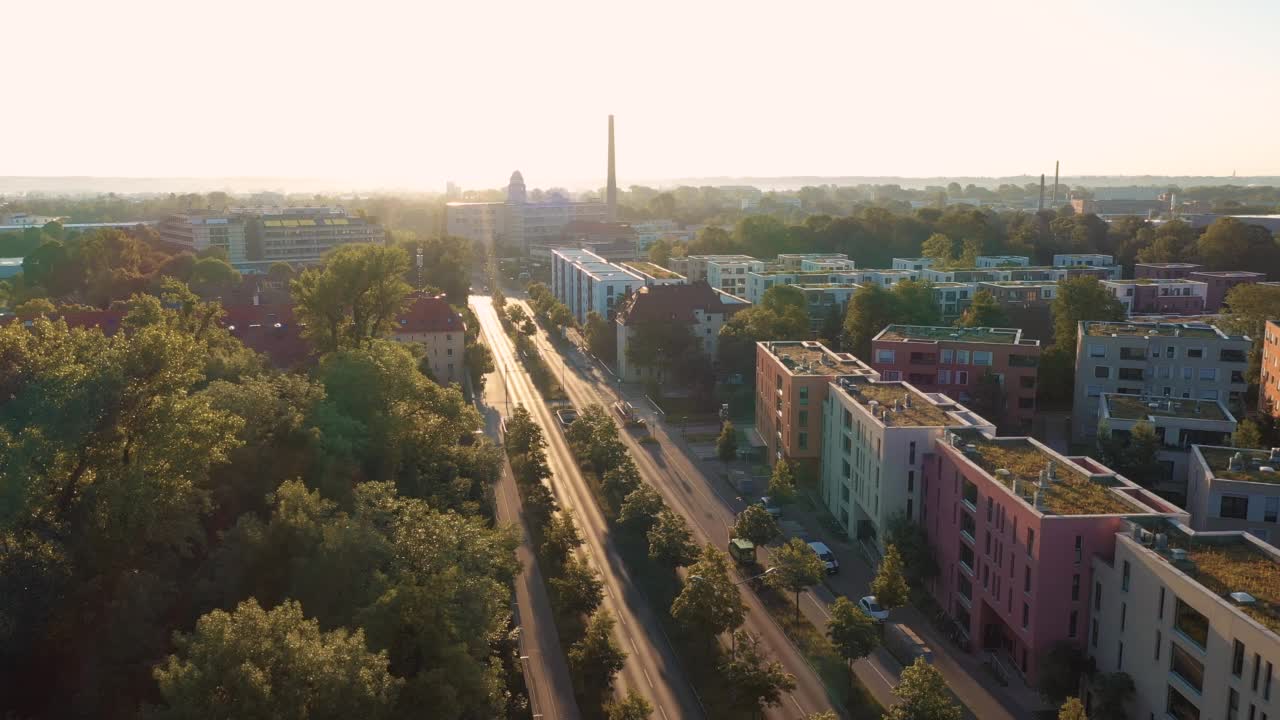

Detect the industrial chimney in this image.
[606,115,618,222]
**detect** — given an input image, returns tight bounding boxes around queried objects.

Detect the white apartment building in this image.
[1089,517,1280,720]
[893,257,936,271]
[705,255,766,297]
[1098,395,1236,502]
[1073,321,1251,441]
[1102,279,1209,315]
[668,254,758,286]
[550,248,642,324]
[1186,446,1280,545]
[1053,253,1114,267]
[847,269,920,288]
[775,253,852,270]
[976,255,1031,267]
[820,376,991,557]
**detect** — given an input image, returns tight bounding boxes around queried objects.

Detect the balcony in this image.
[1119,347,1147,361]
[1220,349,1247,363]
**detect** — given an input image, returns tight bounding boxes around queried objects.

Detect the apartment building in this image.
[794,284,861,334]
[1098,395,1236,502]
[392,294,466,385]
[550,248,643,324]
[930,282,977,321]
[706,255,766,297]
[979,280,1058,305]
[614,282,745,381]
[976,255,1031,268]
[922,267,1004,284]
[755,341,878,477]
[158,207,385,271]
[620,261,687,286]
[1189,271,1267,312]
[923,428,1184,685]
[776,253,852,270]
[821,376,990,557]
[800,257,857,272]
[892,257,935,272]
[1072,321,1251,441]
[1054,253,1115,267]
[870,325,1042,432]
[1135,262,1203,280]
[743,268,837,304]
[667,253,751,284]
[1186,446,1280,545]
[1262,321,1280,420]
[1090,517,1280,720]
[847,268,919,288]
[1102,278,1208,315]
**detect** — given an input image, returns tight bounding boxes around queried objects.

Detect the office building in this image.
[755,341,878,477]
[870,325,1041,432]
[1097,394,1236,502]
[1188,271,1267,312]
[550,248,642,324]
[157,207,385,271]
[1186,446,1280,545]
[1102,279,1208,315]
[1089,517,1280,720]
[1073,321,1251,441]
[821,376,989,557]
[614,282,745,382]
[923,427,1183,686]
[1135,262,1203,280]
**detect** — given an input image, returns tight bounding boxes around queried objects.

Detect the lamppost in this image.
[689,566,775,587]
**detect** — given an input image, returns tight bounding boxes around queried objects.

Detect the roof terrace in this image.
[765,341,874,378]
[1196,446,1280,485]
[958,434,1143,515]
[875,324,1036,346]
[839,379,955,427]
[1104,394,1229,422]
[1084,321,1222,339]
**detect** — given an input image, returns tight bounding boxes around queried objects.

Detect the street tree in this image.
[618,484,665,538]
[768,458,797,505]
[550,555,605,617]
[886,513,938,587]
[568,610,627,701]
[291,243,412,353]
[720,631,797,717]
[733,504,780,547]
[1038,642,1087,704]
[583,310,616,362]
[648,508,699,568]
[883,657,962,720]
[769,538,825,623]
[670,545,747,645]
[541,510,584,575]
[957,289,1008,328]
[871,544,911,611]
[1058,698,1087,720]
[718,421,739,463]
[827,596,881,666]
[607,690,654,720]
[147,599,401,720]
[601,461,642,515]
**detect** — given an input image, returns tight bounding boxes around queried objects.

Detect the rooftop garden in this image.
[1085,322,1221,339]
[846,382,952,427]
[1198,446,1280,485]
[877,324,1021,345]
[772,343,862,377]
[968,438,1139,515]
[1174,537,1280,633]
[1105,395,1228,422]
[623,261,681,279]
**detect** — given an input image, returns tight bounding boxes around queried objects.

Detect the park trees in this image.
[717,285,810,378]
[767,458,797,505]
[843,281,942,357]
[291,243,412,353]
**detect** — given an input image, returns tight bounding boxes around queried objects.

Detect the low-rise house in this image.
[1102,278,1208,315]
[1187,446,1280,546]
[614,282,745,382]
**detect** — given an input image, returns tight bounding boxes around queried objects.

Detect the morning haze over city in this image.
[4,2,1280,720]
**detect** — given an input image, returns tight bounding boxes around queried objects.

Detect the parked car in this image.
[555,408,579,429]
[808,541,839,575]
[858,595,890,623]
[757,496,782,518]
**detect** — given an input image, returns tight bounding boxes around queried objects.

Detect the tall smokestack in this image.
[1050,161,1059,208]
[1038,174,1045,212]
[606,115,617,222]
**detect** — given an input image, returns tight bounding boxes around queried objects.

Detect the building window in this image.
[1200,367,1218,381]
[1158,587,1166,619]
[1121,602,1127,631]
[957,350,970,364]
[1074,535,1082,564]
[1071,574,1080,601]
[1167,686,1200,720]
[1233,639,1246,677]
[876,349,895,363]
[1095,581,1102,611]
[1094,366,1110,378]
[798,432,809,450]
[1122,561,1130,591]
[1022,602,1029,629]
[1024,566,1031,593]
[1266,661,1273,700]
[1221,495,1250,520]
[1117,640,1125,670]
[909,441,916,464]
[1088,344,1105,358]
[1155,630,1162,661]
[1254,653,1263,692]
[962,478,978,507]
[956,370,968,384]
[1170,642,1205,693]
[1266,497,1279,523]
[974,351,993,366]
[907,471,914,492]
[799,387,810,405]
[1091,618,1099,647]
[960,544,975,573]
[1068,610,1078,637]
[1174,598,1209,650]
[961,512,976,540]
[798,410,809,428]
[1229,688,1240,720]
[1026,528,1035,556]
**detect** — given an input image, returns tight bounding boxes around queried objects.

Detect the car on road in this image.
[808,541,839,575]
[555,408,579,429]
[757,496,782,518]
[859,595,890,623]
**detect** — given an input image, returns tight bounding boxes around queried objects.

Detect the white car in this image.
[859,595,889,623]
[808,541,839,575]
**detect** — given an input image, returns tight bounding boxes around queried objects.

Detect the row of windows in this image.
[1219,495,1280,522]
[876,348,996,366]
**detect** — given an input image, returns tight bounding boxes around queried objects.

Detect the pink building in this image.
[1102,278,1206,315]
[922,430,1185,685]
[870,325,1041,432]
[1188,270,1267,311]
[1133,262,1202,280]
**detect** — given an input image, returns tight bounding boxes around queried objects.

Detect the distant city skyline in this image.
[10,0,1280,188]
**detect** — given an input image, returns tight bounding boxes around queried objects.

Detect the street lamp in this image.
[689,566,775,587]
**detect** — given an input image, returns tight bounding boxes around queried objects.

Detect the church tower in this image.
[507,170,527,204]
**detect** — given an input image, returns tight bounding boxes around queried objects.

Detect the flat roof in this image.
[622,261,682,279]
[982,280,1058,287]
[1083,321,1223,339]
[1197,446,1280,485]
[1104,278,1205,285]
[793,283,860,289]
[875,324,1036,346]
[764,341,873,377]
[1103,394,1229,422]
[1189,270,1268,278]
[839,379,954,427]
[965,437,1142,515]
[1136,262,1201,268]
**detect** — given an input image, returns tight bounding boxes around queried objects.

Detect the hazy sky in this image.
[10,0,1279,189]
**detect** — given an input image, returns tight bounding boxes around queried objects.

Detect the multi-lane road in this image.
[473,295,704,720]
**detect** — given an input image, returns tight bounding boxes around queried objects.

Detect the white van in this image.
[808,541,839,575]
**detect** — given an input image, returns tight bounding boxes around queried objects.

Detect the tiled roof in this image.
[220,304,311,368]
[396,294,463,333]
[617,281,743,325]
